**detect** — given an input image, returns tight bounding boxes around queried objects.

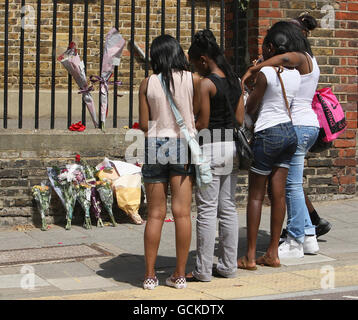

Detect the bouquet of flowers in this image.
[96,181,117,227]
[75,154,96,185]
[47,165,80,230]
[91,187,104,227]
[58,42,98,128]
[32,183,51,231]
[90,28,125,130]
[76,183,92,229]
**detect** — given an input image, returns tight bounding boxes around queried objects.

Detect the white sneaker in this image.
[278,235,304,259]
[303,235,319,254]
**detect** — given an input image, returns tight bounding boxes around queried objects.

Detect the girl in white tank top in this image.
[240,21,321,259]
[237,21,302,270]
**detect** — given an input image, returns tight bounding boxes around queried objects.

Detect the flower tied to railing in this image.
[89,73,123,130]
[58,42,99,128]
[89,75,123,94]
[94,28,126,130]
[78,85,94,95]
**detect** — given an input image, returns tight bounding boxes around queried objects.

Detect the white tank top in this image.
[146,71,197,138]
[254,66,301,133]
[290,54,320,127]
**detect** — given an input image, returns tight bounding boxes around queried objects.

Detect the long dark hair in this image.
[264,21,313,57]
[150,34,190,92]
[188,29,239,88]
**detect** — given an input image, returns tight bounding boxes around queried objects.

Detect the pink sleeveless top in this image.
[146,71,197,138]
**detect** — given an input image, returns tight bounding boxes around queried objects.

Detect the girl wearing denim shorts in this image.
[237,23,301,270]
[139,35,201,290]
[241,20,322,258]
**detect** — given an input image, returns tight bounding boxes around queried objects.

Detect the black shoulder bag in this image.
[211,74,254,171]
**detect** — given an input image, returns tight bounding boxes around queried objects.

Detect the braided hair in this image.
[188,29,239,88]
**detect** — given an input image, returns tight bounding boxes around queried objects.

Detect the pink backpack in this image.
[312,87,346,142]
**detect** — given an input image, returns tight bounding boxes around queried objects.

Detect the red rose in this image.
[75,154,81,163]
[132,122,140,129]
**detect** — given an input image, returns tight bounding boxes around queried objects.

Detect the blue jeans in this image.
[285,126,319,243]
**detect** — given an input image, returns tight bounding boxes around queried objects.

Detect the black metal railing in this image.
[2,0,242,130]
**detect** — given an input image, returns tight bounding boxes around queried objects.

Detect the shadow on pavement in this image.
[97,250,197,289]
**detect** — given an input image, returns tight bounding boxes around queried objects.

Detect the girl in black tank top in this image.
[206,73,241,142]
[185,29,244,283]
[187,31,243,136]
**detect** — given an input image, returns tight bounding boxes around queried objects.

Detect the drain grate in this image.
[0,244,112,266]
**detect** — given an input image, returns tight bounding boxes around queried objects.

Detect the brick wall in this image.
[0,0,223,91]
[226,0,358,200]
[0,129,139,226]
[0,0,357,226]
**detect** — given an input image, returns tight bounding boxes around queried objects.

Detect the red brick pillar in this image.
[332,2,358,194]
[224,0,357,198]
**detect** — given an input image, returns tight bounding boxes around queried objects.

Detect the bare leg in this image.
[245,171,268,266]
[305,192,315,213]
[170,175,193,278]
[265,167,288,263]
[144,182,168,278]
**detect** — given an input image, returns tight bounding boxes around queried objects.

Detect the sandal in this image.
[143,276,159,290]
[185,272,202,282]
[256,254,281,268]
[237,256,257,271]
[166,275,187,289]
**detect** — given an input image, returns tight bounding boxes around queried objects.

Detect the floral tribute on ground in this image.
[32,182,52,231]
[33,155,143,230]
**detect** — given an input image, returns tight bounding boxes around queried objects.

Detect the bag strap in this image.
[304,52,312,74]
[273,66,292,121]
[157,73,195,146]
[157,73,187,130]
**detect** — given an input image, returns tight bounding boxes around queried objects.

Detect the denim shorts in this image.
[142,137,194,183]
[250,122,298,176]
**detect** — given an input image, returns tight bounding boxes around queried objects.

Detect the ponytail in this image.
[294,13,318,32]
[188,29,239,88]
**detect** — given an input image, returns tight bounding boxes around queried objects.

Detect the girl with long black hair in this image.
[139,34,201,289]
[186,29,244,282]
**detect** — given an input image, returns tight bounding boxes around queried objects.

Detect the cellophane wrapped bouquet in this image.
[96,180,116,227]
[76,183,92,229]
[32,182,51,231]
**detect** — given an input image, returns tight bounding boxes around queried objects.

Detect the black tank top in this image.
[206,73,241,142]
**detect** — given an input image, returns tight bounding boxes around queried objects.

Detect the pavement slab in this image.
[0,244,112,266]
[0,197,357,300]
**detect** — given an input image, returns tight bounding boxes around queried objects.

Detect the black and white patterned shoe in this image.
[143,276,159,290]
[165,275,187,289]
